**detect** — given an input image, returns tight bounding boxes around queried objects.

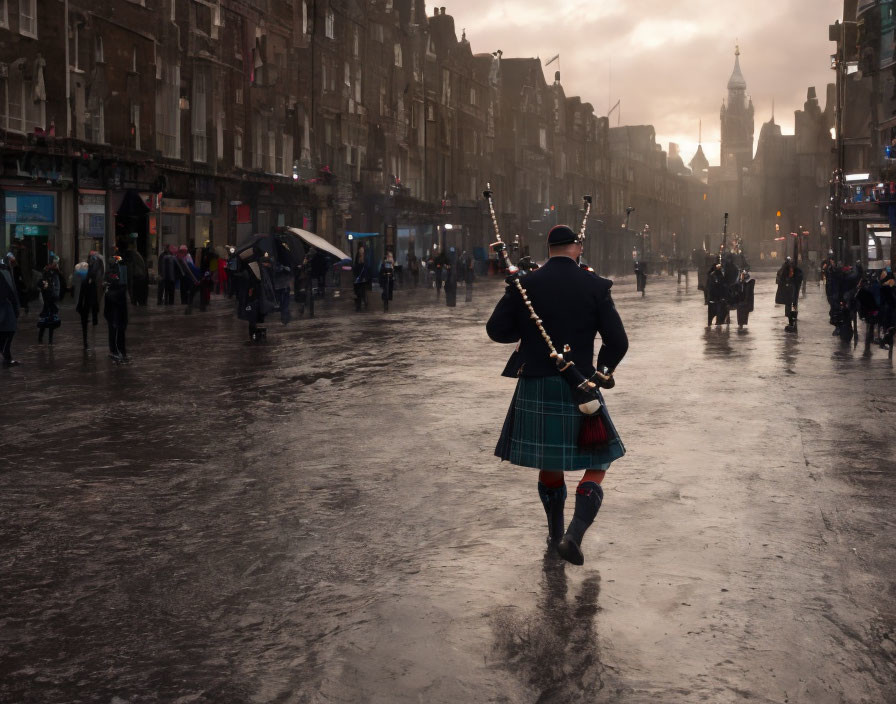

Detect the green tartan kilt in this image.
[495,375,625,471]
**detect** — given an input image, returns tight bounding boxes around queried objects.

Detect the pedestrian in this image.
[487,224,629,566]
[10,233,32,315]
[36,253,63,345]
[103,256,129,362]
[444,247,457,307]
[434,248,447,298]
[705,262,729,327]
[296,247,315,318]
[408,250,420,288]
[310,248,328,301]
[732,268,755,329]
[775,256,803,332]
[0,251,21,367]
[176,245,199,307]
[124,234,149,306]
[460,249,474,302]
[379,249,395,312]
[76,252,103,349]
[159,245,178,305]
[353,244,370,312]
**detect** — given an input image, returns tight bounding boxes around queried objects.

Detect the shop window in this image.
[19,0,36,38]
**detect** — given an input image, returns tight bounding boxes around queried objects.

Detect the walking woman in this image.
[37,254,63,345]
[379,249,395,312]
[353,244,370,312]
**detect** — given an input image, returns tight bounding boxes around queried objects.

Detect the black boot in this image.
[557,482,603,566]
[537,482,567,549]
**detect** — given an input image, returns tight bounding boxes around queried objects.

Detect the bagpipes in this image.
[577,195,595,274]
[484,184,615,448]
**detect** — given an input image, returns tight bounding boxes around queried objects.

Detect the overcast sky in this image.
[426,0,843,167]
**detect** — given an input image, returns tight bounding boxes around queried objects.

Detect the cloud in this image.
[427,0,842,165]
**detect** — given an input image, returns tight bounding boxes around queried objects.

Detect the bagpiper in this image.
[487,219,629,566]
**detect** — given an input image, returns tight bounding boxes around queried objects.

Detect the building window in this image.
[216,111,224,162]
[19,0,36,37]
[86,99,104,144]
[0,0,8,29]
[6,72,22,132]
[131,47,138,73]
[344,61,350,88]
[354,66,361,103]
[325,8,334,39]
[441,68,450,104]
[170,0,176,22]
[130,102,140,150]
[192,69,208,163]
[371,23,383,42]
[539,127,547,150]
[95,35,104,63]
[235,87,243,105]
[234,129,242,168]
[394,43,402,67]
[302,1,308,34]
[353,26,359,57]
[470,87,477,106]
[267,129,275,173]
[156,63,180,157]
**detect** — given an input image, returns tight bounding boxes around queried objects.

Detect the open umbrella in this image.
[286,227,351,262]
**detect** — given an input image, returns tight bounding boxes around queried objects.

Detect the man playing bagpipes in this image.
[487,215,629,566]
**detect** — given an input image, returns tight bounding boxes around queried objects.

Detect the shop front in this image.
[3,189,57,273]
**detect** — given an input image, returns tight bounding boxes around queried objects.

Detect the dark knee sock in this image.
[537,479,567,544]
[564,481,603,546]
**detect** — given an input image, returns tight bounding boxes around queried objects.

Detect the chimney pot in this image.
[555,71,560,83]
[440,7,446,15]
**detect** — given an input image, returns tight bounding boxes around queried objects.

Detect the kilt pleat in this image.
[494,376,625,471]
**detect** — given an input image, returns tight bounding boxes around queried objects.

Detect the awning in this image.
[286,227,351,261]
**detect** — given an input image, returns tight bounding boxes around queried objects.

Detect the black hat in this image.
[547,225,577,246]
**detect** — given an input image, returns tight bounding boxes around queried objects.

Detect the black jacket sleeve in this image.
[595,290,628,371]
[486,286,522,344]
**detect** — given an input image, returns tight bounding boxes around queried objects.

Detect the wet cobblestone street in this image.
[1,273,895,704]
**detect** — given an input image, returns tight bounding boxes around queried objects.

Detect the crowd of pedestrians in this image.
[0,238,482,366]
[822,254,896,353]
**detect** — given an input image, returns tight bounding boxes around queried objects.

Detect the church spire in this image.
[727,44,747,92]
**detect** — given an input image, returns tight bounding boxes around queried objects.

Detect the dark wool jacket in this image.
[486,256,628,377]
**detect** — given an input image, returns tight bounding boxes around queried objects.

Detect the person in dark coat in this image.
[460,250,474,302]
[353,244,370,312]
[705,262,729,327]
[124,235,148,306]
[76,252,103,349]
[379,250,395,312]
[0,252,21,366]
[295,247,315,318]
[36,254,63,344]
[775,257,803,332]
[176,245,199,306]
[444,247,457,307]
[487,224,629,566]
[198,240,216,311]
[103,257,129,362]
[159,245,178,305]
[434,249,447,298]
[732,269,755,329]
[310,248,328,301]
